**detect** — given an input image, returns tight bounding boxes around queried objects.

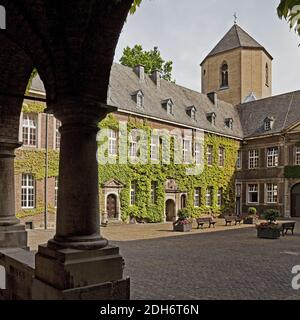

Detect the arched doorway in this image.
[181,195,187,209]
[291,184,300,217]
[106,194,118,219]
[166,199,176,222]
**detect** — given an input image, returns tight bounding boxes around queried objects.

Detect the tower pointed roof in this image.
[201,24,272,65]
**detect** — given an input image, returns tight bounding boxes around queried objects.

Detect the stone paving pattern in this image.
[25,218,300,300]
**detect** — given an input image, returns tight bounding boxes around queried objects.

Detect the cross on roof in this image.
[234,12,238,24]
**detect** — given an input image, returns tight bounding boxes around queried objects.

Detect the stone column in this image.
[33,102,129,299]
[0,140,27,249]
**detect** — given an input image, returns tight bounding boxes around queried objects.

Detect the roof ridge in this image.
[282,92,295,130]
[234,24,242,47]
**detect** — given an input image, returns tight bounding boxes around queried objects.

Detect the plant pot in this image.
[173,223,192,232]
[257,227,280,239]
[243,217,258,225]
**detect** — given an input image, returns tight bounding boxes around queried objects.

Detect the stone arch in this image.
[105,192,120,220]
[220,61,229,88]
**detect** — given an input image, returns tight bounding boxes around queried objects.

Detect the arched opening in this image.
[265,63,269,86]
[106,194,118,219]
[181,194,187,209]
[165,199,176,222]
[291,184,300,217]
[220,62,229,88]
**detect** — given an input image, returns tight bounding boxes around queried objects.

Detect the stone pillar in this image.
[33,102,129,300]
[0,140,27,249]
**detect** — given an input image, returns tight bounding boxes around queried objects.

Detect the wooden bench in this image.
[279,221,296,236]
[196,217,216,229]
[224,215,242,226]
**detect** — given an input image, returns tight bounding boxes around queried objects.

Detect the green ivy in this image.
[284,165,300,178]
[22,102,46,114]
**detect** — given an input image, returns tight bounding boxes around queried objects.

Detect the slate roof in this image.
[108,63,244,139]
[237,90,300,138]
[201,24,272,65]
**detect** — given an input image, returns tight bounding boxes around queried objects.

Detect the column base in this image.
[35,244,126,291]
[0,224,27,249]
[32,277,130,300]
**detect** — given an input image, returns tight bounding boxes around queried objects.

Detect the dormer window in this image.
[131,90,144,108]
[264,117,274,131]
[207,112,216,125]
[225,118,233,129]
[162,99,174,115]
[186,106,196,120]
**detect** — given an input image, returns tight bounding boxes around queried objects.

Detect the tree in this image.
[278,0,300,36]
[130,0,142,14]
[120,45,174,81]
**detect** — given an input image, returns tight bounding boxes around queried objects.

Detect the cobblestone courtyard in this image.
[26,219,300,300]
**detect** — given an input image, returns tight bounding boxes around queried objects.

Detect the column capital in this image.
[49,97,117,125]
[0,139,22,158]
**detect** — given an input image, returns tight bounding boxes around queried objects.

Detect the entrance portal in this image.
[107,194,118,219]
[166,199,176,222]
[291,184,300,217]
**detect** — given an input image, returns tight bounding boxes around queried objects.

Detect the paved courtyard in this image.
[26,219,300,300]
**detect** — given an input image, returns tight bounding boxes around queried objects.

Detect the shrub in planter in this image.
[173,209,192,232]
[256,209,280,239]
[243,207,259,225]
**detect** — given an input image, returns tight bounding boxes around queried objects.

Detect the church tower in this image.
[201,24,273,106]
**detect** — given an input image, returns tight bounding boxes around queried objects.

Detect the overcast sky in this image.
[114,0,300,96]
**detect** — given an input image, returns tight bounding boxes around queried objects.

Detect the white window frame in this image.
[21,174,35,209]
[247,184,259,204]
[266,183,278,204]
[130,181,137,206]
[264,120,271,131]
[267,147,279,168]
[217,187,223,207]
[206,187,213,207]
[150,136,159,161]
[22,113,37,147]
[207,145,213,166]
[194,142,201,165]
[194,188,201,207]
[167,101,173,115]
[136,92,144,108]
[236,150,242,170]
[108,129,117,156]
[295,146,300,165]
[54,118,61,150]
[249,149,259,169]
[218,147,225,167]
[129,134,138,158]
[183,138,192,163]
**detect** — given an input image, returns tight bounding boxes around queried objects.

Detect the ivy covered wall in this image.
[15,111,240,221]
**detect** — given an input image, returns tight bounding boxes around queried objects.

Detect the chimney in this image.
[151,70,161,88]
[207,92,218,105]
[133,65,145,81]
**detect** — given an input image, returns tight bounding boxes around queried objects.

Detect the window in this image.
[183,138,192,163]
[249,149,259,169]
[248,184,258,204]
[55,177,58,208]
[220,62,229,88]
[108,129,117,156]
[218,147,225,167]
[217,188,223,207]
[194,142,201,165]
[265,63,269,86]
[130,181,137,205]
[151,181,158,204]
[266,183,278,204]
[137,92,144,108]
[22,114,37,146]
[191,108,196,120]
[207,113,216,125]
[150,136,159,161]
[55,119,61,149]
[206,187,213,206]
[236,150,241,169]
[207,145,213,166]
[194,188,201,207]
[21,174,35,209]
[267,147,279,167]
[129,134,137,158]
[296,146,300,165]
[264,120,271,131]
[167,100,173,115]
[225,118,233,129]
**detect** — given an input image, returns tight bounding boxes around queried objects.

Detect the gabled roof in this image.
[201,24,272,65]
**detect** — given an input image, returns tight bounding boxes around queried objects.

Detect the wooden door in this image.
[292,193,300,218]
[107,194,117,219]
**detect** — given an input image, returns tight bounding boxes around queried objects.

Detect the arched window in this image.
[220,62,229,88]
[265,63,269,86]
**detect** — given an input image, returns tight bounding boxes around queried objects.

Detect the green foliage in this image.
[130,0,142,14]
[98,115,240,223]
[22,101,46,114]
[120,45,174,81]
[263,209,280,223]
[248,207,257,216]
[178,208,190,220]
[284,165,300,178]
[17,202,56,219]
[278,0,300,36]
[25,69,38,94]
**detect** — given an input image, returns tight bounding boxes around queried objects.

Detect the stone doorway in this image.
[107,194,118,219]
[166,199,176,222]
[291,184,300,217]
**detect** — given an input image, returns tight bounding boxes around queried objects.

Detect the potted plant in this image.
[256,209,281,239]
[173,209,192,232]
[243,207,259,225]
